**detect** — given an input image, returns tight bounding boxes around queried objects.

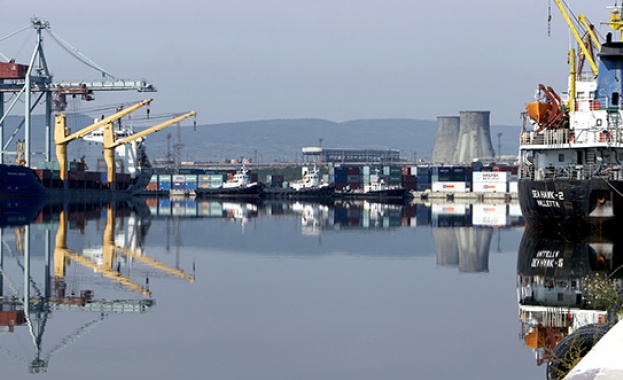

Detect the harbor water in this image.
[0,198,548,379]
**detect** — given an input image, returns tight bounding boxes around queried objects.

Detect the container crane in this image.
[54,99,152,184]
[102,111,196,188]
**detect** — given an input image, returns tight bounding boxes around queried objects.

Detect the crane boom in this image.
[104,111,196,148]
[102,111,196,185]
[552,0,598,74]
[55,99,152,144]
[578,14,601,50]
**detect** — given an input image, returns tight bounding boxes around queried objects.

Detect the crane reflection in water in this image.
[0,199,194,373]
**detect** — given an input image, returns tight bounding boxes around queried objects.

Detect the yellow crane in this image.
[54,99,152,183]
[551,0,598,75]
[102,111,196,187]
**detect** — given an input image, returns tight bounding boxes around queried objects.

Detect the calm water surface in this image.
[0,198,547,379]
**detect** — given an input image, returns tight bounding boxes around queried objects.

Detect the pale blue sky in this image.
[0,0,611,125]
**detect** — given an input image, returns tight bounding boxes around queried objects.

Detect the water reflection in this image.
[0,199,194,374]
[0,196,527,376]
[517,226,623,366]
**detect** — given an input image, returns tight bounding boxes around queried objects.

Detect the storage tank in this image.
[431,116,460,163]
[453,111,494,163]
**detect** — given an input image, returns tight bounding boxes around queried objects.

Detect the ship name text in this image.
[531,190,563,208]
[531,250,563,268]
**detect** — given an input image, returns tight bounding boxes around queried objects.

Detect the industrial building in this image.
[301,147,400,163]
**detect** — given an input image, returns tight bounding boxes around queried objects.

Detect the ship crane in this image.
[54,99,152,184]
[102,110,196,188]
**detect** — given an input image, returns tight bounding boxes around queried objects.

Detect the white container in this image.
[431,181,467,192]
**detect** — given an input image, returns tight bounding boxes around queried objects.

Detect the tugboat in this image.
[336,169,407,201]
[519,3,623,225]
[264,163,334,200]
[194,166,264,199]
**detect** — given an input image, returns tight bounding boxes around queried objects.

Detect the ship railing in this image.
[520,129,570,146]
[531,163,623,180]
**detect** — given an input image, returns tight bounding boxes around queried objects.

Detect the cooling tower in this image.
[453,111,494,163]
[431,116,460,163]
[456,228,492,273]
[433,228,459,266]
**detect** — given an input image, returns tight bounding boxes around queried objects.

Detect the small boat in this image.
[518,3,623,225]
[337,170,408,201]
[194,166,264,199]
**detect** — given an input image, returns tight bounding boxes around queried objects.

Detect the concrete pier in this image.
[564,319,623,379]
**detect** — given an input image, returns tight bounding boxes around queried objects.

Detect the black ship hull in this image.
[518,178,623,226]
[194,183,264,199]
[335,187,409,201]
[263,185,335,200]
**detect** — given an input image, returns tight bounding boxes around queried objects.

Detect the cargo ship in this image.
[518,3,623,225]
[335,169,408,201]
[0,19,167,201]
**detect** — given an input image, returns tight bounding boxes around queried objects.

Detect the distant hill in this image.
[4,116,520,163]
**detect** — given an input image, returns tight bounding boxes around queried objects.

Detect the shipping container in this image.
[158,174,172,182]
[0,61,28,79]
[416,166,430,176]
[69,161,86,171]
[431,181,467,192]
[509,181,518,193]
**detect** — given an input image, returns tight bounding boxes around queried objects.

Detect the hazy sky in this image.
[0,0,611,126]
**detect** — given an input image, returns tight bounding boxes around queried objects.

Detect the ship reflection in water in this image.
[517,226,623,367]
[0,199,194,374]
[145,197,524,273]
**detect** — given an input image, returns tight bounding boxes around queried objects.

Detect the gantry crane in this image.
[54,99,152,184]
[102,111,196,188]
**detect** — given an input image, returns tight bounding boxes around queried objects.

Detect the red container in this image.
[0,310,26,327]
[0,61,28,79]
[346,166,360,175]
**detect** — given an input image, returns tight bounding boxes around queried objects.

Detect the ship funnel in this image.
[431,116,460,164]
[453,111,494,163]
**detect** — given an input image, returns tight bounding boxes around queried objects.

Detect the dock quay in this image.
[561,319,623,379]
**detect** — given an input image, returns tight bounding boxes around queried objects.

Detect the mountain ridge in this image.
[4,116,520,163]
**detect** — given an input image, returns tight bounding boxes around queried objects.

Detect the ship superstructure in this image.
[519,2,623,225]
